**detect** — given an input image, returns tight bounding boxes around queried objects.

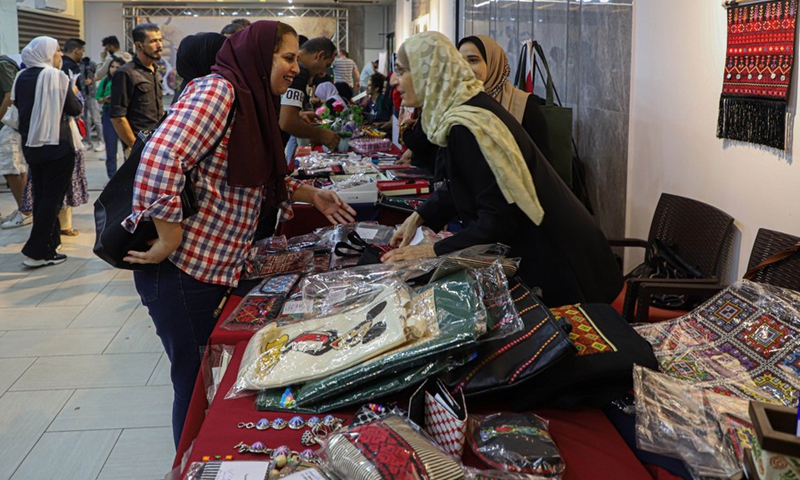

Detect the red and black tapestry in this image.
[717,0,798,150]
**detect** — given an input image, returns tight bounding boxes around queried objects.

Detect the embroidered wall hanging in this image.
[717,0,799,150]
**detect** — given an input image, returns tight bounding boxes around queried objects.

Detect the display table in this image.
[180,339,663,480]
[175,295,682,480]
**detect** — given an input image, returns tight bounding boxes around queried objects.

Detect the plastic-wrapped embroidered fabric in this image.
[243,250,315,280]
[324,414,465,480]
[255,357,466,413]
[221,273,302,331]
[292,269,489,407]
[633,365,749,480]
[468,413,565,478]
[295,245,523,337]
[633,280,800,407]
[227,280,421,396]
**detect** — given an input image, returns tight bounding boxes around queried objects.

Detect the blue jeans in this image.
[133,260,228,448]
[101,108,119,178]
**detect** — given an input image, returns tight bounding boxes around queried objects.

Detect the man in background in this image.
[332,48,359,91]
[221,18,251,36]
[279,37,340,152]
[95,35,133,80]
[110,23,164,151]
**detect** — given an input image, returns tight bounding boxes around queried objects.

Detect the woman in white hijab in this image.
[14,36,83,268]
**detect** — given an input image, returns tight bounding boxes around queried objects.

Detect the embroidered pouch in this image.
[326,415,465,480]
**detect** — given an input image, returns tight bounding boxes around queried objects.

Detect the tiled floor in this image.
[0,148,175,480]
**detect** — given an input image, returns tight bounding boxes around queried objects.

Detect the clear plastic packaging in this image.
[633,365,746,480]
[255,356,468,413]
[633,280,800,407]
[183,460,272,480]
[350,137,392,154]
[220,274,303,331]
[293,269,489,407]
[252,235,289,253]
[463,468,554,480]
[227,279,423,397]
[430,244,520,283]
[243,250,315,281]
[202,344,236,404]
[297,151,378,175]
[323,414,466,480]
[468,413,564,478]
[276,461,342,479]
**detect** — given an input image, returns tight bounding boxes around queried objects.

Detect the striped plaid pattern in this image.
[124,75,301,286]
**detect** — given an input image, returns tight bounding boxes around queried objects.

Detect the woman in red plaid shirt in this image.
[121,21,355,448]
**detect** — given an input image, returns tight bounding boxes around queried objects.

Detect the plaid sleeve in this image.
[278,177,304,222]
[124,77,234,230]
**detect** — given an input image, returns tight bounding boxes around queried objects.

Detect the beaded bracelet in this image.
[237,414,343,431]
[233,441,318,463]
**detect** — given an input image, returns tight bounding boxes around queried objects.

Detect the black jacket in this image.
[416,92,622,307]
[15,67,82,164]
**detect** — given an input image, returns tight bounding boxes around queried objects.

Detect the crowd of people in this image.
[0,19,621,448]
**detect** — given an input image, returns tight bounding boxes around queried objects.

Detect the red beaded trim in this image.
[453,316,548,393]
[508,332,560,383]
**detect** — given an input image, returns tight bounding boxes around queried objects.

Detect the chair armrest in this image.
[608,238,648,249]
[622,277,720,323]
[635,278,726,323]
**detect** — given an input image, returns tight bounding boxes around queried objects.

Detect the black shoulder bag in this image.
[93,108,235,270]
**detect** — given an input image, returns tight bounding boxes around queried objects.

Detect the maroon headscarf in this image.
[212,20,288,204]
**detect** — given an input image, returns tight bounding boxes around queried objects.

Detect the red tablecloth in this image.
[180,339,658,480]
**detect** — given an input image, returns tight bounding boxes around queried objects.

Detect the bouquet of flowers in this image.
[316,101,363,139]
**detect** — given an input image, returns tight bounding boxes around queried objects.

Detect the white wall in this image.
[628,0,800,279]
[395,0,412,47]
[0,0,20,54]
[83,1,124,62]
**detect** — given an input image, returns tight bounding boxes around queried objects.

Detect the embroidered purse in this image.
[441,278,577,398]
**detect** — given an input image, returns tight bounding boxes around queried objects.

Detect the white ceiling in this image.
[81,0,395,4]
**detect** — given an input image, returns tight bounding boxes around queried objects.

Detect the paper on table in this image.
[213,461,270,480]
[409,227,425,246]
[282,300,310,315]
[356,225,378,240]
[281,470,329,480]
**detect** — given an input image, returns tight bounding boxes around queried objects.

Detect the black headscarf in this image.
[172,32,226,105]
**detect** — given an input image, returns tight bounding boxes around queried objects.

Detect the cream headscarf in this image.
[19,36,73,148]
[398,32,544,225]
[460,35,529,124]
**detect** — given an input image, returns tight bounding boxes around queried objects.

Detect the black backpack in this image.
[93,109,234,270]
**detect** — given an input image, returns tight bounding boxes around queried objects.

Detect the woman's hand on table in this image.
[390,211,424,247]
[310,189,357,225]
[381,244,435,263]
[398,149,413,165]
